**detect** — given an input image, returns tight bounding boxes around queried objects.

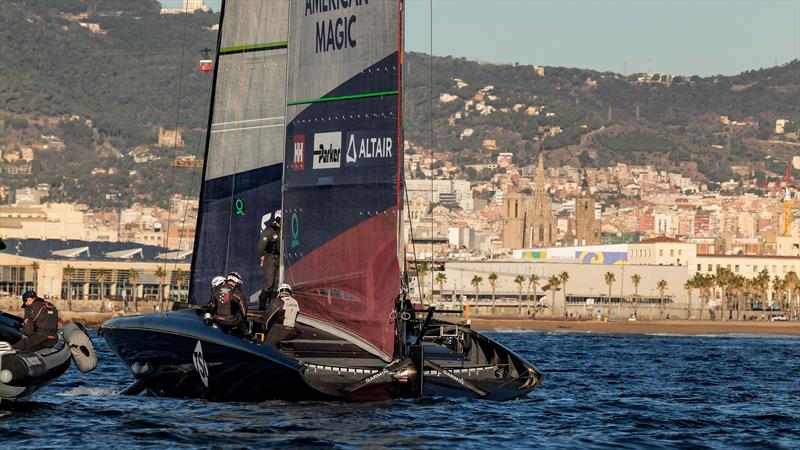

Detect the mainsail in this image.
[190,0,289,302]
[283,0,403,359]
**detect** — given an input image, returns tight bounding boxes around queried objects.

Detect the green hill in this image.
[1,0,799,208]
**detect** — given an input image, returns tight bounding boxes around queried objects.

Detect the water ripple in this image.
[0,332,798,449]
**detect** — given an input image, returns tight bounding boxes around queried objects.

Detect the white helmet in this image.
[274,210,282,219]
[226,271,243,286]
[211,276,226,288]
[278,283,292,294]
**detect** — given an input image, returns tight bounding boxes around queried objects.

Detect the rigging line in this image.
[429,0,434,306]
[171,126,210,273]
[160,0,193,298]
[405,176,424,305]
[170,63,217,272]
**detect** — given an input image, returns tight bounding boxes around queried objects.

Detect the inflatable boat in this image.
[0,312,97,404]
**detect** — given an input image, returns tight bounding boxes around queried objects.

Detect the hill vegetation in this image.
[1,0,799,207]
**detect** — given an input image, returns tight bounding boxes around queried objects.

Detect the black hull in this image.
[103,309,542,402]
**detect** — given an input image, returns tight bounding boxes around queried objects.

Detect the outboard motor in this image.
[63,323,97,373]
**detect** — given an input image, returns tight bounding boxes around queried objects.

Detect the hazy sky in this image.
[170,0,799,76]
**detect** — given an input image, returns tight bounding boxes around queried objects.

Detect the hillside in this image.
[403,53,800,182]
[0,0,217,207]
[1,0,799,208]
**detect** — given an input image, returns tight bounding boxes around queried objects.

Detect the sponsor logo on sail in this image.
[292,135,305,171]
[345,132,393,165]
[291,212,300,248]
[192,340,209,388]
[312,132,342,169]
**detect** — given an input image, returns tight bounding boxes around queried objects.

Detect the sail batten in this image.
[283,1,402,357]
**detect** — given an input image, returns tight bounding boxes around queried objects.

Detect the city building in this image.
[157,127,184,147]
[160,0,209,14]
[502,153,556,249]
[574,170,601,245]
[0,239,191,301]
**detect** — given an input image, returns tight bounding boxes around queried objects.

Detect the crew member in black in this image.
[13,291,59,352]
[258,211,281,310]
[208,272,247,333]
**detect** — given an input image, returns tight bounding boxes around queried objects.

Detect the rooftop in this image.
[0,239,192,263]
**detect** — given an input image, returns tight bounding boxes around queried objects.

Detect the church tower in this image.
[502,192,527,249]
[575,169,602,245]
[526,153,556,247]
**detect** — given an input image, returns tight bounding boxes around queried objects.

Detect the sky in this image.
[166,0,799,76]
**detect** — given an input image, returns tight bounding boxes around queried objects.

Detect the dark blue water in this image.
[1,331,798,449]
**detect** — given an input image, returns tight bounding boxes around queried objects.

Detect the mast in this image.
[189,1,290,303]
[283,0,403,360]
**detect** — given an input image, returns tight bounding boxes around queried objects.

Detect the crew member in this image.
[210,276,226,292]
[13,291,59,352]
[264,283,300,346]
[258,211,281,310]
[208,272,247,333]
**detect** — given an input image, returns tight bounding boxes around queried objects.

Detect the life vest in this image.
[32,300,58,338]
[215,287,234,318]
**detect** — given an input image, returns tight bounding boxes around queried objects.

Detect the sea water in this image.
[0,331,798,449]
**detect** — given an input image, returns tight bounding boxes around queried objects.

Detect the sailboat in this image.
[103,0,543,401]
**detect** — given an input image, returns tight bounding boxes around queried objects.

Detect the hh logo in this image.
[192,340,209,387]
[292,135,305,171]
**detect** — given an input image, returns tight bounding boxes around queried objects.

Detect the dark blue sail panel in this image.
[284,2,401,358]
[192,164,282,302]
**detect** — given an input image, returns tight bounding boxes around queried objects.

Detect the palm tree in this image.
[174,268,187,302]
[684,278,694,319]
[470,275,483,313]
[558,271,570,318]
[603,272,616,318]
[155,266,167,307]
[713,267,733,321]
[784,271,799,319]
[514,275,525,315]
[96,269,109,308]
[488,272,498,315]
[128,269,139,312]
[772,276,785,318]
[435,272,447,302]
[417,262,430,305]
[63,265,75,310]
[656,279,668,317]
[695,273,713,320]
[753,269,770,313]
[31,261,40,292]
[547,275,561,318]
[630,273,641,315]
[527,274,540,317]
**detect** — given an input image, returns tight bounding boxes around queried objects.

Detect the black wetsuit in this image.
[208,283,247,332]
[13,298,58,352]
[258,223,281,309]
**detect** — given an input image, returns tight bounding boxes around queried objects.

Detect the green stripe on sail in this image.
[219,41,288,55]
[287,90,399,106]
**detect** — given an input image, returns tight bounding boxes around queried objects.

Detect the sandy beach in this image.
[465,318,800,335]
